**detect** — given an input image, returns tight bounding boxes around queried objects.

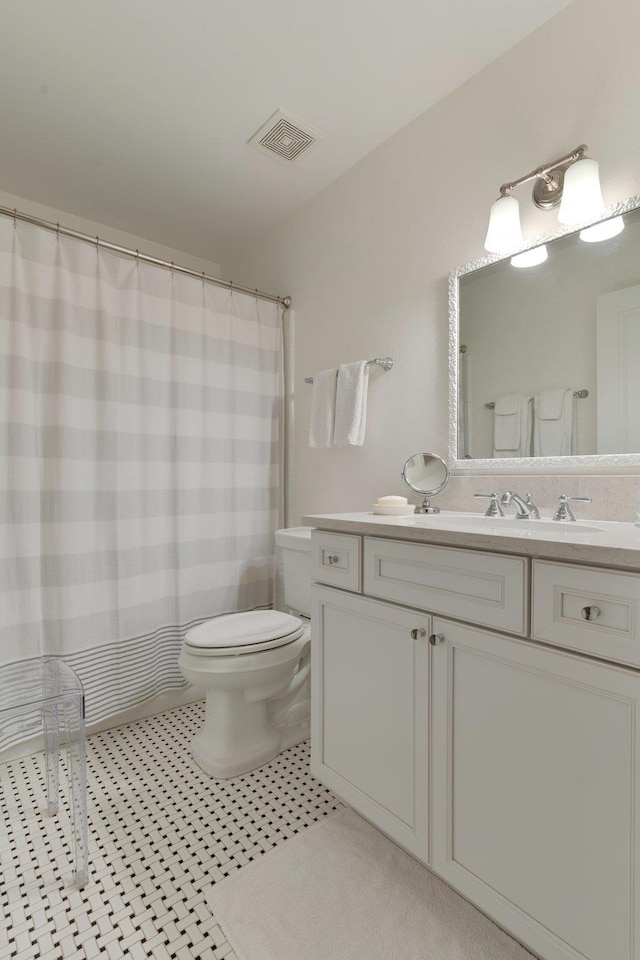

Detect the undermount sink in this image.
[401,514,604,534]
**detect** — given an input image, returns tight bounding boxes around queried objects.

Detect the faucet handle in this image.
[474,492,505,517]
[552,494,592,522]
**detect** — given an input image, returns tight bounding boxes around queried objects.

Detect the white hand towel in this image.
[537,388,567,420]
[533,388,574,457]
[308,368,338,448]
[493,394,532,457]
[333,361,370,446]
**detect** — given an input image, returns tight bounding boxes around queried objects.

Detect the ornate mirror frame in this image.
[448,193,640,473]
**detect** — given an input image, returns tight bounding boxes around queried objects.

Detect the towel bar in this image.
[304,357,393,384]
[484,389,588,410]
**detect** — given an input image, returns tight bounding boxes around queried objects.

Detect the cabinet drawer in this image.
[311,531,361,591]
[532,560,640,667]
[363,537,527,635]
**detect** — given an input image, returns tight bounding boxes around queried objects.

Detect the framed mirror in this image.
[448,195,640,471]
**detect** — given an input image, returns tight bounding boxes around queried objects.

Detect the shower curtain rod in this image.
[0,204,292,309]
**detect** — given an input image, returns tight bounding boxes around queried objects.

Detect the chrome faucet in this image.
[500,490,540,520]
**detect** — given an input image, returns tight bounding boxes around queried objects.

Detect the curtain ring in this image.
[201,271,206,286]
[229,280,233,296]
[56,222,60,242]
[12,208,17,228]
[135,249,139,266]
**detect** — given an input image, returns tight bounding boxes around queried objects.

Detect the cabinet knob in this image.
[429,633,445,645]
[581,605,601,622]
[325,555,340,565]
[410,628,427,640]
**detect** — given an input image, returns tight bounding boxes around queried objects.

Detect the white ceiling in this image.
[1,0,571,264]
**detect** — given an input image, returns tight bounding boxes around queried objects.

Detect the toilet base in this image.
[279,717,310,752]
[193,705,311,779]
[274,696,310,753]
[193,726,280,779]
[192,689,278,778]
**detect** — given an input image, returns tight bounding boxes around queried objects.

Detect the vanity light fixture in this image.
[510,244,548,269]
[557,156,604,225]
[579,215,625,243]
[484,144,606,255]
[484,194,524,255]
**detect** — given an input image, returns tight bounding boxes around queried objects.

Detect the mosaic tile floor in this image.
[0,702,341,959]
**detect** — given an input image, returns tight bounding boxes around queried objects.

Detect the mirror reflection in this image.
[456,202,640,461]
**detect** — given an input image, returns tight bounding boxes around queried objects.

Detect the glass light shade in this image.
[510,244,548,269]
[579,215,625,243]
[484,195,523,254]
[557,157,605,225]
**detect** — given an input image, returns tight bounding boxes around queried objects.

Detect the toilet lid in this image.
[185,610,304,653]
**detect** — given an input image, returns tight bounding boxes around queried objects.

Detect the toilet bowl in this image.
[178,527,312,778]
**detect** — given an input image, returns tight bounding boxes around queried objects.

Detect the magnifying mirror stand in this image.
[415,498,441,514]
[402,453,450,514]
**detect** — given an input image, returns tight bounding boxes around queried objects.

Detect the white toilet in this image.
[178,526,312,778]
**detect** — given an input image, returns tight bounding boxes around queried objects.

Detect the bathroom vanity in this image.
[304,511,640,960]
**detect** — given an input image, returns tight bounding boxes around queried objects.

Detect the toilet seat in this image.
[185,610,304,657]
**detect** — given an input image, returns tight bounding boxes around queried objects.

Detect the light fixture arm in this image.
[498,144,588,199]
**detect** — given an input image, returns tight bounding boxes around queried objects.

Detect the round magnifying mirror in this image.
[402,453,450,514]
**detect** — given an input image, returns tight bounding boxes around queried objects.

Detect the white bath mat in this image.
[207,807,533,960]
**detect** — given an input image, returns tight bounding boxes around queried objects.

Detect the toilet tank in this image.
[274,526,312,617]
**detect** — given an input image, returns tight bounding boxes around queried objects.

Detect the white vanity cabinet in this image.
[430,617,640,960]
[311,585,430,861]
[309,526,640,960]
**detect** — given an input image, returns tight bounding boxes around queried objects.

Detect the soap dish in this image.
[372,504,416,516]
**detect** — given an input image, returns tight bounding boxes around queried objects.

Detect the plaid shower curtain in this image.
[0,217,282,732]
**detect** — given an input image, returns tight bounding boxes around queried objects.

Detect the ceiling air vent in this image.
[248,109,324,165]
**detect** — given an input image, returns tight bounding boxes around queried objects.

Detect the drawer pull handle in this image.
[325,555,340,565]
[581,605,601,622]
[429,632,445,645]
[411,628,427,640]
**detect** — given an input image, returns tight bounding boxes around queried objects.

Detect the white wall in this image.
[224,0,640,522]
[0,188,222,277]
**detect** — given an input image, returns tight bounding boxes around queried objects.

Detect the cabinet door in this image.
[430,618,640,960]
[311,585,429,862]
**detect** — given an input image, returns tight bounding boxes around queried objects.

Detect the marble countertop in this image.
[302,511,640,569]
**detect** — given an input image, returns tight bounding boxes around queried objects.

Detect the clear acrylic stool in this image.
[0,658,88,886]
